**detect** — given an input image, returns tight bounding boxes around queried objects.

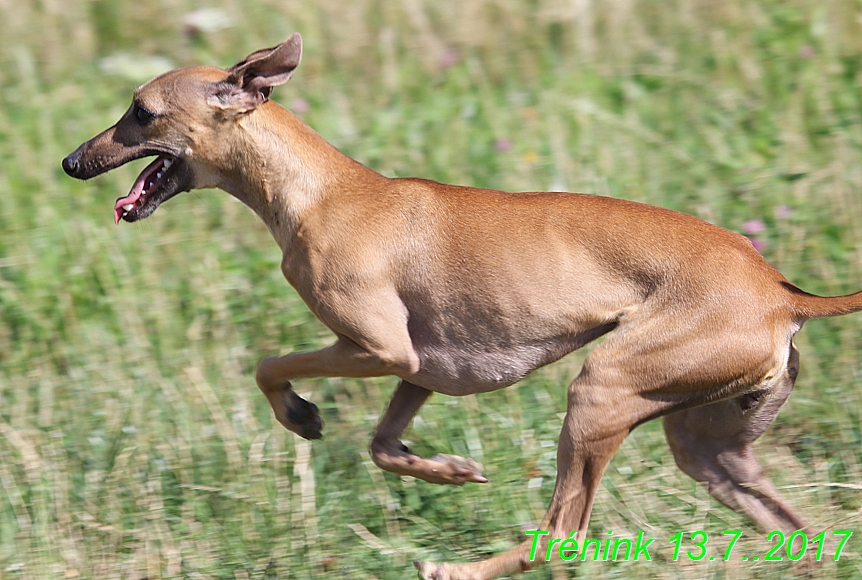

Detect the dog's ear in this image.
[211,33,302,114]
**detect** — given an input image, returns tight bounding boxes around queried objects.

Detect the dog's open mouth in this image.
[113,155,184,224]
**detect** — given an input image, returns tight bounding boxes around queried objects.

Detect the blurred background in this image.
[2,0,862,578]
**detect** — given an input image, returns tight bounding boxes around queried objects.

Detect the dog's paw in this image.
[370,440,487,485]
[285,390,324,440]
[259,379,324,440]
[415,560,448,580]
[426,453,488,485]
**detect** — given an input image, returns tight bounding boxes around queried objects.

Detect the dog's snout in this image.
[62,152,80,177]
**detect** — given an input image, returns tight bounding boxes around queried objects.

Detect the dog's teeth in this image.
[122,203,134,211]
[157,172,162,179]
[163,159,172,169]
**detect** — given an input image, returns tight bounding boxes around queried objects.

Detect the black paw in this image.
[287,391,324,440]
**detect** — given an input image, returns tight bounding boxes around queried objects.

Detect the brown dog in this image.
[62,34,862,579]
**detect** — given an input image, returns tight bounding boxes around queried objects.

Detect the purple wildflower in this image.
[291,98,310,115]
[440,50,460,70]
[742,219,766,235]
[748,237,766,253]
[494,139,512,152]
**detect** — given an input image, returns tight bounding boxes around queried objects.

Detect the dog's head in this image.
[62,33,302,224]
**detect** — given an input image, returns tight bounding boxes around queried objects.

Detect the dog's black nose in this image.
[61,153,79,176]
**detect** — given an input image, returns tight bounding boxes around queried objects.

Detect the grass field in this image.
[3,0,862,578]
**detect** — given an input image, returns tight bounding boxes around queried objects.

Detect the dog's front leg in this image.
[255,335,420,439]
[371,380,488,485]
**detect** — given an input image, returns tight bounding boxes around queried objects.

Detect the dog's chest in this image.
[405,334,583,395]
[399,291,619,395]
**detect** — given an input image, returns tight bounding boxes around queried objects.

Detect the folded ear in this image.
[211,33,302,114]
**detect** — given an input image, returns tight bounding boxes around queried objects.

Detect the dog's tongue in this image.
[113,156,165,224]
[113,184,143,225]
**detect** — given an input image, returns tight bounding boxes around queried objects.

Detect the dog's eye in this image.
[134,105,155,125]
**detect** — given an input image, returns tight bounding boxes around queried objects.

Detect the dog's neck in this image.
[216,102,382,248]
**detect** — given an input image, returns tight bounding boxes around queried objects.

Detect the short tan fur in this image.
[63,34,862,579]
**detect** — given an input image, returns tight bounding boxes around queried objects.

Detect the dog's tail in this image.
[784,282,862,320]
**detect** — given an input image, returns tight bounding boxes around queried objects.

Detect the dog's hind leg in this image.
[371,380,488,485]
[663,343,806,533]
[417,308,791,579]
[416,364,636,580]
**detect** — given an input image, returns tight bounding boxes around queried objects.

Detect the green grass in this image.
[2,0,862,578]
